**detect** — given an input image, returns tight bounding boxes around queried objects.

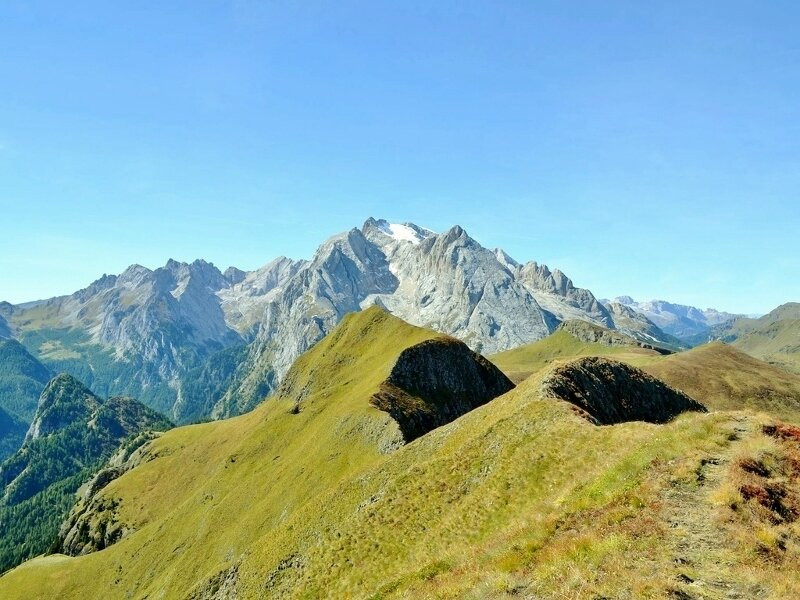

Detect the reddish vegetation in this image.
[763,423,800,443]
[734,423,800,523]
[739,482,798,522]
[737,457,770,477]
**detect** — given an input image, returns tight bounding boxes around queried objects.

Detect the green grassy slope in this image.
[491,328,662,383]
[493,327,800,425]
[643,342,800,424]
[2,309,800,598]
[710,303,800,375]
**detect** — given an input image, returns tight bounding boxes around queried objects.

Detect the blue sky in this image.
[0,1,798,313]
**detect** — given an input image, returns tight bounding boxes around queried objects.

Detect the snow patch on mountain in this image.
[371,218,433,245]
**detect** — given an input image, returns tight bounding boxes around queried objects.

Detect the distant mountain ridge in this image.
[605,296,741,341]
[2,219,677,422]
[703,302,800,375]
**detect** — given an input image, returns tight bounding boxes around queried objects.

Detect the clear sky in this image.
[0,1,798,314]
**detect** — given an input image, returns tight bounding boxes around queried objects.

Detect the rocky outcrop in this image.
[557,320,673,355]
[58,431,163,556]
[540,357,706,425]
[25,374,101,442]
[370,337,514,442]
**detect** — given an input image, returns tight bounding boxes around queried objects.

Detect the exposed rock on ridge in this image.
[540,357,706,425]
[370,337,515,442]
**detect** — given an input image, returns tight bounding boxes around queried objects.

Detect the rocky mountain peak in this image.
[493,248,520,271]
[117,264,153,286]
[224,266,246,285]
[438,224,469,246]
[362,218,433,247]
[26,374,101,442]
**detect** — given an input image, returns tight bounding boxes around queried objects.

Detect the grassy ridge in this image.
[705,303,800,376]
[490,328,662,383]
[492,329,800,425]
[644,342,800,424]
[2,312,800,598]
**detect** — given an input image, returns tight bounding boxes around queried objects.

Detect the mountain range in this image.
[0,217,798,597]
[607,296,742,339]
[2,219,712,425]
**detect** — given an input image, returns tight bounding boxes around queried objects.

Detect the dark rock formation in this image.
[370,337,514,442]
[540,357,706,425]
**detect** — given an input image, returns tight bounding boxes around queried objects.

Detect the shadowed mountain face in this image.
[539,357,706,425]
[0,408,25,462]
[370,337,514,442]
[0,314,10,340]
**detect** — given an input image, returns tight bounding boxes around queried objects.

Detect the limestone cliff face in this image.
[362,222,553,355]
[539,357,706,425]
[370,337,515,442]
[516,261,613,328]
